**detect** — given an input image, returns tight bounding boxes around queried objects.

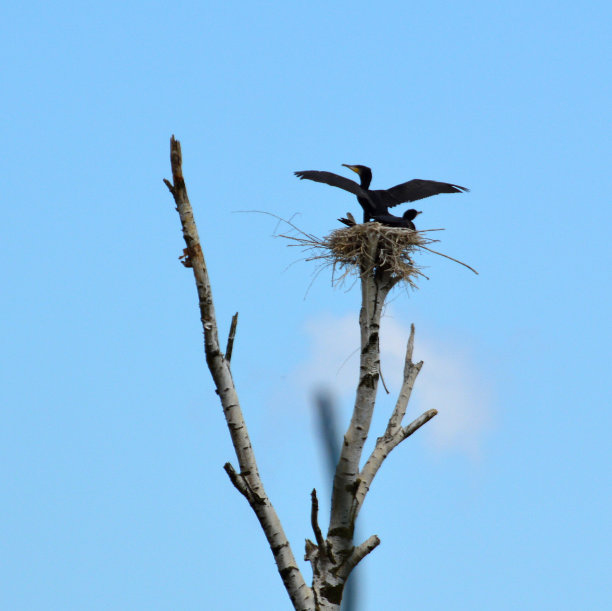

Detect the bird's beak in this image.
[342,164,360,175]
[416,210,423,215]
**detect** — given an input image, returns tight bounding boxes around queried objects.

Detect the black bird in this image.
[338,209,422,230]
[295,164,468,223]
[373,208,422,230]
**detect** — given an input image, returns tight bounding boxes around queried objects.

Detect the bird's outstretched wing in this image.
[380,179,469,207]
[294,170,370,199]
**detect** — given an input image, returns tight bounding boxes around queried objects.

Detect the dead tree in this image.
[164,136,443,610]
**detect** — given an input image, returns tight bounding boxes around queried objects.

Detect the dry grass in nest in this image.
[327,223,429,287]
[278,219,478,289]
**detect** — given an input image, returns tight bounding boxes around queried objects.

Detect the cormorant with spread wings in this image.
[295,164,468,224]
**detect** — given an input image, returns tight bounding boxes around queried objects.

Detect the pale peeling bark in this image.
[164,136,313,610]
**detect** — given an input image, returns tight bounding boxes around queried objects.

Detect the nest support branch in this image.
[326,264,392,578]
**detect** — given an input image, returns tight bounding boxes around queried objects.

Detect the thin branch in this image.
[225,312,239,363]
[311,489,326,554]
[224,462,265,505]
[165,136,312,611]
[378,363,390,394]
[339,535,381,580]
[405,323,415,374]
[235,209,320,242]
[386,324,423,436]
[224,462,249,498]
[388,360,422,434]
[419,244,479,274]
[162,178,175,195]
[401,409,438,441]
[355,409,438,516]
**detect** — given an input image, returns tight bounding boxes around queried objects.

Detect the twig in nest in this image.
[418,245,479,275]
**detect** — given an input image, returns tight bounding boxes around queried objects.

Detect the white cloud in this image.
[413,331,493,457]
[296,312,361,395]
[292,310,494,457]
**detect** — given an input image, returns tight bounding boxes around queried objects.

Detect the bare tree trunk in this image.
[164,136,313,610]
[164,136,436,610]
[306,263,396,609]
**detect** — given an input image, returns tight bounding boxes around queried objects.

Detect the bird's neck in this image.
[360,171,372,189]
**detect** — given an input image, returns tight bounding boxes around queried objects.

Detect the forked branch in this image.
[354,325,437,518]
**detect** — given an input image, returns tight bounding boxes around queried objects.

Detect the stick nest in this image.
[282,222,439,288]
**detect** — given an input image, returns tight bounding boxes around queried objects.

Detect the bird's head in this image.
[403,209,422,221]
[342,164,372,188]
[342,164,369,175]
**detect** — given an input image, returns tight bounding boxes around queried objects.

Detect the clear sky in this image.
[1,1,610,609]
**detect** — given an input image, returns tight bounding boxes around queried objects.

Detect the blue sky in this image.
[1,1,610,609]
